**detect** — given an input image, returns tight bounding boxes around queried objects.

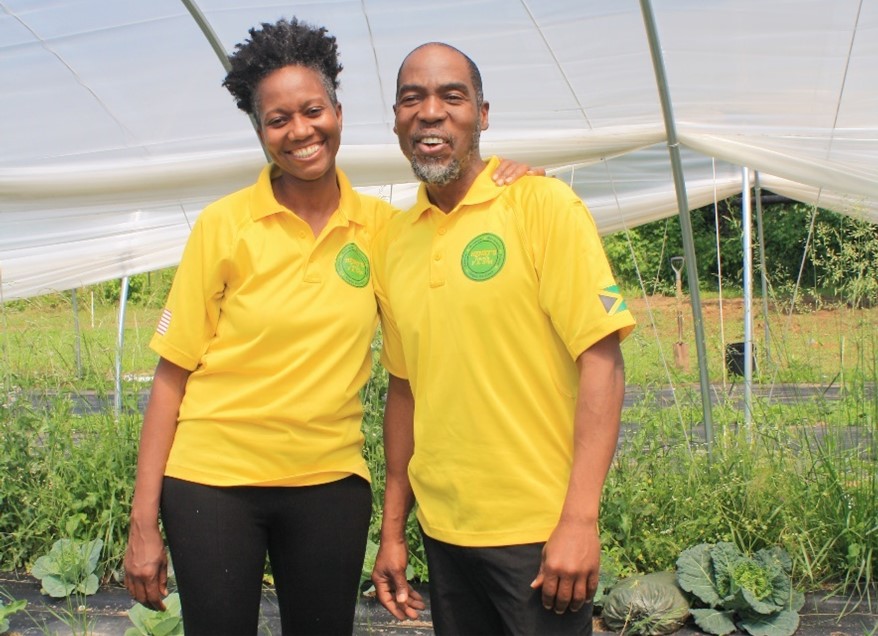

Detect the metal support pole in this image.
[71,289,82,378]
[114,277,130,418]
[639,0,713,449]
[0,266,9,394]
[741,168,754,436]
[179,0,269,161]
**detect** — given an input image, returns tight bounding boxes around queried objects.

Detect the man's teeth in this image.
[291,144,320,158]
[420,137,444,146]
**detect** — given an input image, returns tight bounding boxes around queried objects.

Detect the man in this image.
[371,42,636,635]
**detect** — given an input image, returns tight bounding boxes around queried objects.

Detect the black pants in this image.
[161,475,371,636]
[422,532,593,636]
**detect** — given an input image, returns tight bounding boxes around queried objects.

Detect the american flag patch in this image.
[156,308,172,335]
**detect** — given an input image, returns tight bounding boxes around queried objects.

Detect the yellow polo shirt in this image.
[373,156,635,546]
[151,165,395,486]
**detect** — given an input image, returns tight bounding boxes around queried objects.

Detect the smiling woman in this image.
[121,17,393,636]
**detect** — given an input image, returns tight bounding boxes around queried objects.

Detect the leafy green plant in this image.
[125,593,184,636]
[0,597,27,633]
[31,538,103,597]
[676,542,804,636]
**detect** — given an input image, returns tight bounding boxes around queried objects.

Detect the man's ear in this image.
[480,100,490,131]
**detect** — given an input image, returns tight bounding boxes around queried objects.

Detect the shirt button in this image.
[438,227,447,235]
[434,253,442,261]
[298,231,306,239]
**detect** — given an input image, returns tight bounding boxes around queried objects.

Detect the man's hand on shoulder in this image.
[492,158,547,185]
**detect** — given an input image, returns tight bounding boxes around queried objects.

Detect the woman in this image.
[123,17,533,635]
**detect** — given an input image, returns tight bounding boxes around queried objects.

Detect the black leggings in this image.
[161,475,371,636]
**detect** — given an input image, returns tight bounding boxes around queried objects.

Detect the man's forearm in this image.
[562,333,625,522]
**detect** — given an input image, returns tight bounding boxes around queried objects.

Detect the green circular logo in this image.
[461,233,506,281]
[335,243,370,288]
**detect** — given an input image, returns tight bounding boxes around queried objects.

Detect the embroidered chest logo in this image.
[335,243,370,288]
[461,233,506,281]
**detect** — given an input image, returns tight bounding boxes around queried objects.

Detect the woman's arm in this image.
[124,357,190,611]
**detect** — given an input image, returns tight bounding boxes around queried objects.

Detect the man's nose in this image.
[418,95,446,122]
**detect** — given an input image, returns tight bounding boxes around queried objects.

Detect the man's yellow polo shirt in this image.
[373,156,635,547]
[151,164,395,486]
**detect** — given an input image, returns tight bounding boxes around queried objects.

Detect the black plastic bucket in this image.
[725,341,756,376]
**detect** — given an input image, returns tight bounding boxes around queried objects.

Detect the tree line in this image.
[603,197,878,308]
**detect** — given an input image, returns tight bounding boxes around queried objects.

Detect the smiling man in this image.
[370,43,636,635]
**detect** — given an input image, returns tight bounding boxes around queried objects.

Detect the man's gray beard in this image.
[410,125,481,186]
[410,157,462,186]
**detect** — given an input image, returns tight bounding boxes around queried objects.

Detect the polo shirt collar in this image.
[249,164,367,227]
[410,155,502,220]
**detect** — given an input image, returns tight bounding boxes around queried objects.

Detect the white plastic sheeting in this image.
[1,0,876,300]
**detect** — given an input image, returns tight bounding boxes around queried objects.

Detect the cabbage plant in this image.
[0,598,27,633]
[601,571,690,635]
[676,542,804,636]
[125,593,184,636]
[31,538,103,597]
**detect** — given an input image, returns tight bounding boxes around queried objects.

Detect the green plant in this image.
[31,538,103,597]
[125,593,184,636]
[810,209,878,308]
[594,551,622,608]
[0,597,27,633]
[0,400,139,574]
[676,542,805,636]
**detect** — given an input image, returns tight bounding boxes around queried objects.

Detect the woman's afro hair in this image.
[222,17,343,115]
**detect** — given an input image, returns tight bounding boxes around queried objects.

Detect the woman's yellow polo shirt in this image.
[151,165,395,486]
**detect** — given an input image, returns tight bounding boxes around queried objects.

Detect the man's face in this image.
[393,45,489,186]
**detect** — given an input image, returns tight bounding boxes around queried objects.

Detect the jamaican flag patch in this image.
[598,285,627,315]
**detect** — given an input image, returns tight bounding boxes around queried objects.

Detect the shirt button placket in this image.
[298,224,321,283]
[431,223,447,288]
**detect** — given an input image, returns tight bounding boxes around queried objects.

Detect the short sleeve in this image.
[149,212,228,370]
[521,181,635,359]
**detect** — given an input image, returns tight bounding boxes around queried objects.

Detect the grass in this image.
[620,292,878,389]
[0,286,875,618]
[1,298,159,393]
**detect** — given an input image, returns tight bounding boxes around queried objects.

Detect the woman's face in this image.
[255,65,342,184]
